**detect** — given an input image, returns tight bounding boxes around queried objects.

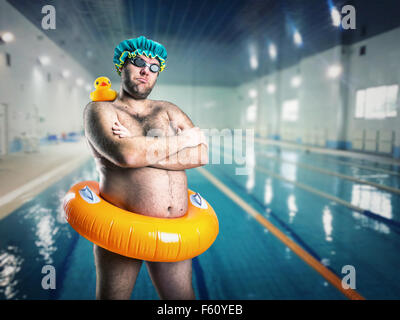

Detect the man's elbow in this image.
[111,153,132,168]
[113,149,140,168]
[119,154,150,168]
[119,149,158,168]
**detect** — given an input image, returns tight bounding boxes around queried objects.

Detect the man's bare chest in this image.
[115,104,175,137]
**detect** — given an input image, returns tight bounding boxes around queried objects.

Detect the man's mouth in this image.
[136,78,148,83]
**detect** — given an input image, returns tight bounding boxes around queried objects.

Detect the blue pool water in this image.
[1,142,400,300]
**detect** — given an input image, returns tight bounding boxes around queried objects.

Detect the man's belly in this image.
[98,165,188,218]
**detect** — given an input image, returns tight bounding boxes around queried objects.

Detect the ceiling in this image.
[7,0,400,86]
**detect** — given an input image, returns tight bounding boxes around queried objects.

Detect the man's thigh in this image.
[93,244,143,300]
[145,259,195,300]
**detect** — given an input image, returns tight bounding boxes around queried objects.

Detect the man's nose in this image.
[140,66,150,75]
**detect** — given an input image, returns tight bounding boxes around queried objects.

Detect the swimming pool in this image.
[1,141,399,299]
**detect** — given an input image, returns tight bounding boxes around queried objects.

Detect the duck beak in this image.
[100,82,108,86]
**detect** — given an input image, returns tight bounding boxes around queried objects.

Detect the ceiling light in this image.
[38,56,51,66]
[331,8,341,27]
[293,30,303,46]
[327,65,342,78]
[61,69,71,78]
[267,84,276,94]
[249,44,258,70]
[248,89,257,98]
[1,32,15,43]
[250,55,258,70]
[268,43,277,60]
[291,75,302,88]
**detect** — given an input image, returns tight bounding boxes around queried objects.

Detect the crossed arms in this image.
[84,101,208,170]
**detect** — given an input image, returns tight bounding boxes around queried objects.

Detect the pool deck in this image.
[0,139,91,220]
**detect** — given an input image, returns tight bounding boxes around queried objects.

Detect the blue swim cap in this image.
[113,36,167,75]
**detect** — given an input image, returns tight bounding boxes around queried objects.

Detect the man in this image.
[84,36,208,300]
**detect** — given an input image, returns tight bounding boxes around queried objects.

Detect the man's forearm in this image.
[121,134,188,167]
[149,143,208,170]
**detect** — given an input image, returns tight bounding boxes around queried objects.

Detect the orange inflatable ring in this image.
[63,181,219,262]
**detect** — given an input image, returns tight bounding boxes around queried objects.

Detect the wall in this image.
[0,0,92,152]
[345,27,400,156]
[150,84,237,130]
[231,27,400,159]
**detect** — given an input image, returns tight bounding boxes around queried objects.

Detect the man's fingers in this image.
[113,130,125,135]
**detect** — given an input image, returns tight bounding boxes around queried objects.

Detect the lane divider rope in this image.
[258,153,400,195]
[254,165,400,229]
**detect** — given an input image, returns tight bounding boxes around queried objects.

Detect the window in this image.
[365,86,386,119]
[282,99,299,122]
[385,85,398,117]
[359,45,366,56]
[355,85,398,119]
[6,53,11,66]
[355,90,366,118]
[360,26,367,37]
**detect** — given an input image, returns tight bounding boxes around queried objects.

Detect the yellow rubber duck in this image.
[90,76,117,101]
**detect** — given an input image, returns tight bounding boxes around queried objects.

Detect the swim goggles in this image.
[129,56,160,73]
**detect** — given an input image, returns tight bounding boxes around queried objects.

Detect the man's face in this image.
[120,54,160,99]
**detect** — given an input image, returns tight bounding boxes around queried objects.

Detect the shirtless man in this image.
[83,37,208,300]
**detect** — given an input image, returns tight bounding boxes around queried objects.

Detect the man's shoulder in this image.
[84,100,116,115]
[151,100,192,126]
[151,99,181,113]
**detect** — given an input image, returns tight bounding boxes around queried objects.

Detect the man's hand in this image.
[179,126,208,149]
[112,120,132,138]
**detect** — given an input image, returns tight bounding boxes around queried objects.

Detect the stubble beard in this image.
[122,68,155,100]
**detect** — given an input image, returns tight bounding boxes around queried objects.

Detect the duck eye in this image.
[108,81,110,84]
[96,81,99,85]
